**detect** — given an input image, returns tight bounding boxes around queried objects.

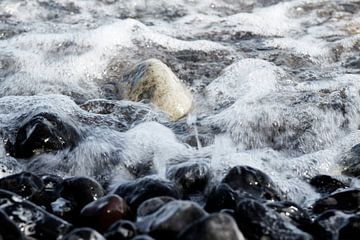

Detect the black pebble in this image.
[309,175,347,194]
[222,165,283,201]
[113,177,181,211]
[8,112,80,159]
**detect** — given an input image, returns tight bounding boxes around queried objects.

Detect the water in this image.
[0,0,360,207]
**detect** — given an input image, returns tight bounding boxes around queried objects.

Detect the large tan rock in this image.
[118,59,192,121]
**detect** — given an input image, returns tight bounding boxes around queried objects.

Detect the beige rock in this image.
[118,59,192,121]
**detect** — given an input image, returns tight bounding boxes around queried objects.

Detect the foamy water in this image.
[1,0,360,207]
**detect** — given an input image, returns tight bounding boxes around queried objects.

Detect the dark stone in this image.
[312,189,360,214]
[0,172,44,199]
[103,220,137,240]
[339,214,360,240]
[31,174,63,210]
[8,112,80,159]
[137,200,207,239]
[80,194,131,232]
[310,210,348,240]
[178,213,244,240]
[63,228,105,240]
[341,143,360,177]
[235,199,311,240]
[113,177,181,211]
[0,210,25,240]
[0,189,72,239]
[137,196,175,217]
[267,201,312,231]
[309,175,347,194]
[204,183,240,213]
[221,165,282,201]
[60,176,104,211]
[166,162,211,194]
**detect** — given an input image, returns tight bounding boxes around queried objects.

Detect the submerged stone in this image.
[178,213,245,240]
[8,112,80,159]
[339,214,360,240]
[117,59,192,121]
[342,143,360,177]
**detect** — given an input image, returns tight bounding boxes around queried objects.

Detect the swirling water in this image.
[0,0,360,207]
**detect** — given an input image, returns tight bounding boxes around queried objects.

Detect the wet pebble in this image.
[178,213,245,240]
[0,171,44,199]
[312,189,360,214]
[7,112,80,159]
[339,214,360,240]
[221,165,283,201]
[31,174,63,210]
[309,175,347,194]
[0,210,25,240]
[80,194,131,232]
[0,189,72,239]
[267,201,313,232]
[136,196,175,217]
[166,162,211,194]
[103,220,137,240]
[113,177,181,211]
[204,183,240,213]
[137,200,207,239]
[235,199,312,240]
[310,210,349,240]
[60,176,104,210]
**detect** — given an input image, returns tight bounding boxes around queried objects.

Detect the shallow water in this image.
[0,0,360,207]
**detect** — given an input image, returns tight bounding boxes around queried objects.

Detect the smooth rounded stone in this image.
[235,199,312,240]
[0,171,44,199]
[339,214,360,240]
[221,165,282,201]
[137,196,175,217]
[7,112,80,159]
[60,176,104,211]
[80,194,132,232]
[341,143,360,177]
[104,220,137,240]
[178,213,245,240]
[0,210,25,240]
[204,183,240,213]
[312,189,360,214]
[166,162,211,194]
[63,228,106,240]
[309,175,347,194]
[137,200,207,239]
[117,59,193,121]
[267,201,312,232]
[113,177,182,211]
[0,189,72,239]
[310,210,349,240]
